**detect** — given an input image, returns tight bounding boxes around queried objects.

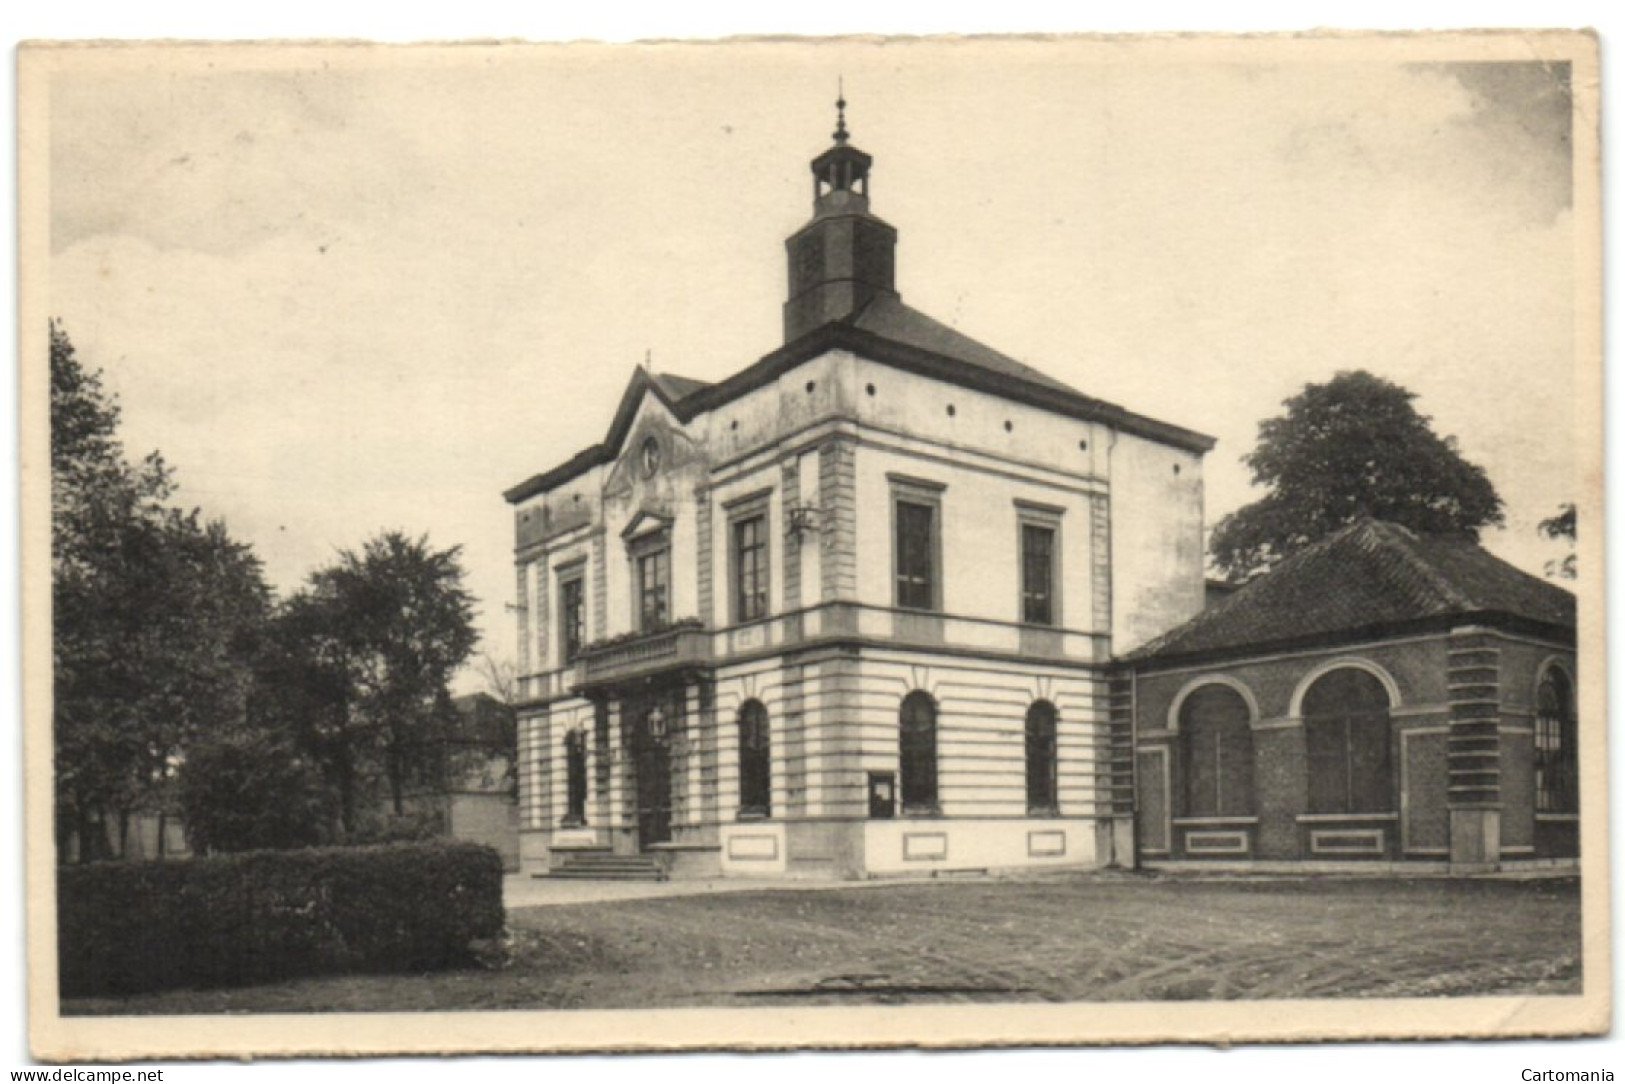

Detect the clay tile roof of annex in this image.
[1125,518,1576,667]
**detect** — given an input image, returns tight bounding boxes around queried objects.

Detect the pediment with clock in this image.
[603,399,703,503]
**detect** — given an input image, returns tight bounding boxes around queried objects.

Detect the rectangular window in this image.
[559,573,585,662]
[1021,523,1056,625]
[636,547,669,631]
[1015,501,1064,628]
[895,500,937,611]
[733,514,768,623]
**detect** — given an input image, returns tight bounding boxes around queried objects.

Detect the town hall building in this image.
[503,102,1214,879]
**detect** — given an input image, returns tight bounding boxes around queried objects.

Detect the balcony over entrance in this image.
[572,623,713,694]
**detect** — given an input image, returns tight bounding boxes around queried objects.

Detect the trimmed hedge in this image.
[58,841,505,998]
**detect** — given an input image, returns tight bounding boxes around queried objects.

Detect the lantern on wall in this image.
[786,501,823,544]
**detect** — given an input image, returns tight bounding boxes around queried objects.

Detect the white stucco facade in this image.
[505,122,1211,880]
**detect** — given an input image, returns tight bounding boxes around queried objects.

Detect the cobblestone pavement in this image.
[68,872,1580,1014]
[502,874,1581,1008]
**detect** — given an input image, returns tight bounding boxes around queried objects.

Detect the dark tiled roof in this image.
[849,294,1082,398]
[650,372,710,401]
[1129,519,1575,664]
[505,313,1215,503]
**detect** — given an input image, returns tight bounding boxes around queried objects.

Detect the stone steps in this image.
[541,851,667,882]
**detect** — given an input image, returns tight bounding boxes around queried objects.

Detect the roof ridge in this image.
[1364,519,1479,611]
[1234,516,1373,580]
[843,294,880,325]
[1127,519,1440,662]
[1126,521,1374,660]
[652,371,712,399]
[507,316,1218,503]
[881,298,1058,383]
[1129,516,1573,666]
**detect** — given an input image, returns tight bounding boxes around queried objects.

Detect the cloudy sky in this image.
[45,37,1586,680]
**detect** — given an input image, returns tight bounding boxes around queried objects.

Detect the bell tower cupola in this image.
[811,90,870,209]
[783,88,899,343]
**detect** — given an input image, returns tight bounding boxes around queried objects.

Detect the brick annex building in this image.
[503,107,1577,879]
[1118,520,1577,871]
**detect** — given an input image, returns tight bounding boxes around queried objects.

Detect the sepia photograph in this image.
[18,27,1606,1062]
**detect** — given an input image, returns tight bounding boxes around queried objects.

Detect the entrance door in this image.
[631,701,673,849]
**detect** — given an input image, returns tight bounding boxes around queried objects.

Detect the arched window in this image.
[1535,666,1577,813]
[1303,668,1393,814]
[1025,700,1059,814]
[900,691,939,814]
[563,728,588,827]
[738,700,772,818]
[1180,684,1254,818]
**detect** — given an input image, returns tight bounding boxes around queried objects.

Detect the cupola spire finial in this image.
[833,78,849,144]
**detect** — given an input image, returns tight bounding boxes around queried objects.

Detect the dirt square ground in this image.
[64,872,1580,1014]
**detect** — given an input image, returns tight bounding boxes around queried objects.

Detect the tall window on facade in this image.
[636,547,669,631]
[737,699,771,818]
[1025,700,1059,814]
[1021,523,1056,625]
[559,574,585,662]
[899,691,940,813]
[733,515,768,622]
[895,500,937,611]
[1303,668,1393,814]
[1535,666,1578,813]
[563,728,588,827]
[1180,684,1255,817]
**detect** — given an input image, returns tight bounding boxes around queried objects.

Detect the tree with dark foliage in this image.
[51,322,272,859]
[1210,371,1504,581]
[50,323,174,852]
[177,534,477,850]
[274,532,478,834]
[1539,502,1577,580]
